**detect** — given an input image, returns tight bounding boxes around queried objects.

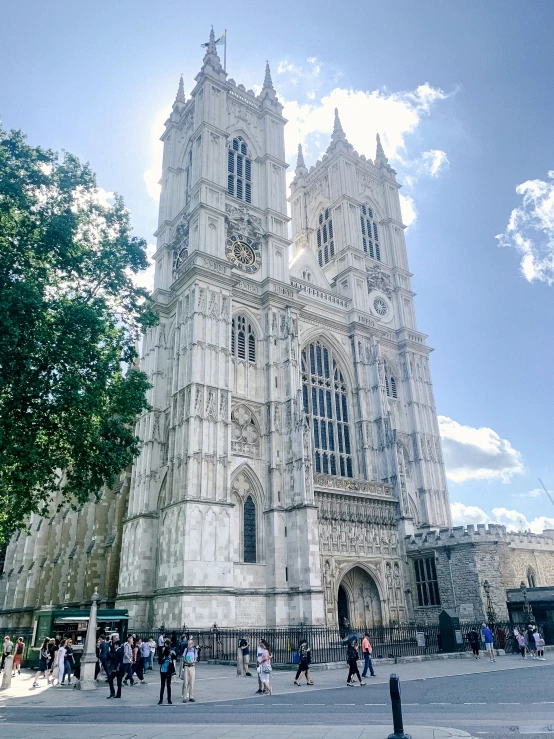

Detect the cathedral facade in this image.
[115,32,451,629]
[0,32,457,630]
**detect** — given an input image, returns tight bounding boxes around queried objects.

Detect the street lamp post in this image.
[482,580,496,626]
[520,581,533,622]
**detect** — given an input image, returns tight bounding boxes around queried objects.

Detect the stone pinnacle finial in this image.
[176,74,185,103]
[296,143,306,171]
[208,26,216,54]
[328,107,348,149]
[333,108,344,135]
[375,133,389,166]
[263,61,274,90]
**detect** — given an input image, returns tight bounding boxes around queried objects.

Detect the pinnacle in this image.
[333,108,344,136]
[263,61,274,90]
[328,107,349,150]
[296,143,306,171]
[375,133,389,166]
[175,74,185,103]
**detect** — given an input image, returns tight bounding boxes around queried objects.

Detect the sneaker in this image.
[32,682,39,687]
[141,680,147,684]
[168,701,172,705]
[360,682,367,686]
[189,698,195,702]
[245,672,252,676]
[182,698,188,703]
[107,695,115,699]
[493,659,496,662]
[255,689,263,693]
[347,681,354,687]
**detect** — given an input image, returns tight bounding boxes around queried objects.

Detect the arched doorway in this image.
[337,566,382,628]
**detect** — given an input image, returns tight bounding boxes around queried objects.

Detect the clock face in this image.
[225,233,261,274]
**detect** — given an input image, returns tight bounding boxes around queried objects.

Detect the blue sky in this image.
[2,1,554,530]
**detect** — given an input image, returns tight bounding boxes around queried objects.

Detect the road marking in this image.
[430,702,451,705]
[365,703,386,706]
[403,703,420,706]
[464,702,486,705]
[533,701,554,704]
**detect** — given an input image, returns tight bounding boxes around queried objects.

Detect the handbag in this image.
[292,652,300,664]
[262,662,272,674]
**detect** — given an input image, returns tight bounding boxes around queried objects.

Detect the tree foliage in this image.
[0,126,157,543]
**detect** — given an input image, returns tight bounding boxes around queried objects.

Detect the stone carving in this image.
[225,203,263,242]
[172,217,189,277]
[367,265,393,298]
[313,474,392,498]
[231,405,260,456]
[205,388,216,421]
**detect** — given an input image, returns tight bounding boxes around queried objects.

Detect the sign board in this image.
[455,629,463,645]
[457,603,474,621]
[416,632,426,648]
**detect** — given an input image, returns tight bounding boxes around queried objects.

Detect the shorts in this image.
[38,659,48,671]
[485,642,494,653]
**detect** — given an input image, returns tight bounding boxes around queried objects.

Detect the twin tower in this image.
[117,30,451,629]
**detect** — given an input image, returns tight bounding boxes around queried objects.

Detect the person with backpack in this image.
[106,639,125,699]
[467,629,480,659]
[258,639,272,696]
[12,637,25,676]
[1,635,13,672]
[346,639,366,687]
[361,633,375,678]
[293,639,313,685]
[158,645,176,705]
[181,637,198,703]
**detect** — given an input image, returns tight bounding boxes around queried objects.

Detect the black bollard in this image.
[387,673,411,739]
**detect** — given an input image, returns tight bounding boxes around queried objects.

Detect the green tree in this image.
[0,126,157,543]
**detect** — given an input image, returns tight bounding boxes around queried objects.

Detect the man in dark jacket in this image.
[107,640,125,698]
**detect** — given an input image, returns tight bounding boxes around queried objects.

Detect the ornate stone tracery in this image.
[231,405,260,456]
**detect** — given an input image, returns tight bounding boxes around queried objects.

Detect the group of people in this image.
[235,634,274,695]
[1,636,26,676]
[514,625,546,660]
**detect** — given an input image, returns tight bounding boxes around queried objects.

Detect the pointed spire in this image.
[263,61,274,91]
[327,107,351,154]
[198,25,223,78]
[296,143,306,170]
[333,108,344,137]
[175,74,185,104]
[375,133,389,167]
[207,26,217,55]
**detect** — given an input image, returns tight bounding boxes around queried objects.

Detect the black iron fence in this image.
[127,619,548,665]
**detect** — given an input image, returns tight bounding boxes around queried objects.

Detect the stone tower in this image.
[117,31,325,627]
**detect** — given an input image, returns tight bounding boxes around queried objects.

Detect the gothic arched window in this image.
[316,208,335,267]
[360,204,381,261]
[527,567,537,588]
[231,315,256,362]
[228,137,252,204]
[302,341,353,478]
[384,362,398,399]
[243,496,257,562]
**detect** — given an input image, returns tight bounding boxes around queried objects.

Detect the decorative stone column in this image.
[77,588,99,690]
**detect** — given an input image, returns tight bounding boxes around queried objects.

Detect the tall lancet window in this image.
[228,137,252,204]
[316,208,335,266]
[360,204,381,261]
[302,341,353,478]
[185,148,192,204]
[231,315,256,362]
[243,496,257,562]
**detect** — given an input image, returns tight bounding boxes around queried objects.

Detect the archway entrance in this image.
[337,566,382,628]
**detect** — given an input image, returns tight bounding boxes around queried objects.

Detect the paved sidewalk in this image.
[0,723,473,739]
[0,652,547,709]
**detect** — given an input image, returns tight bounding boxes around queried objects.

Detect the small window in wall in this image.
[243,496,257,563]
[414,557,441,606]
[360,204,381,261]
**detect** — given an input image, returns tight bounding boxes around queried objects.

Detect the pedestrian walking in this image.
[158,645,176,705]
[158,633,165,650]
[106,639,125,699]
[33,638,51,687]
[1,636,13,672]
[467,629,480,659]
[140,638,151,675]
[48,639,59,685]
[526,625,537,659]
[177,634,187,678]
[361,633,375,678]
[96,635,110,680]
[122,636,135,685]
[57,639,67,685]
[60,639,75,685]
[533,628,546,660]
[135,638,147,683]
[514,629,526,658]
[148,637,156,669]
[481,623,496,663]
[346,639,366,686]
[255,640,265,694]
[238,634,252,677]
[12,637,25,675]
[258,639,272,695]
[182,638,198,703]
[294,639,313,685]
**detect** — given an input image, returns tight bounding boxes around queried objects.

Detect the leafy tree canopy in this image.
[0,126,157,543]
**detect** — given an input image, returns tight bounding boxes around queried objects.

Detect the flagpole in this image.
[224,29,227,71]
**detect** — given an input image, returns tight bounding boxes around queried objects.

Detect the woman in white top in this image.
[57,640,67,686]
[258,639,272,696]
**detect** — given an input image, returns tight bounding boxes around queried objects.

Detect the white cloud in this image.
[515,488,544,498]
[450,502,554,534]
[420,149,449,177]
[438,415,524,484]
[399,194,417,228]
[496,170,554,285]
[451,501,489,526]
[143,106,171,201]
